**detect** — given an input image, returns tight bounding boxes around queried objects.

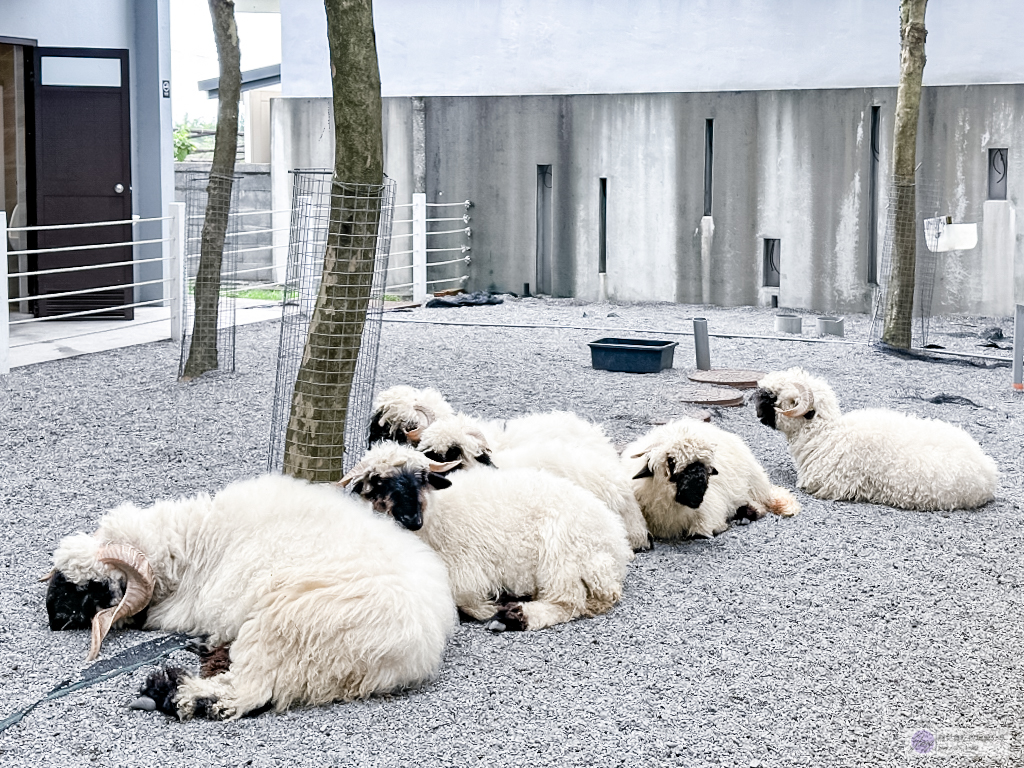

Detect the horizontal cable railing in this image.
[386,194,473,300]
[3,194,478,374]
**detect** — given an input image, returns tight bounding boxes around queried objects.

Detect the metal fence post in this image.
[168,202,185,343]
[693,317,711,371]
[1013,303,1023,391]
[1,211,9,375]
[412,192,427,303]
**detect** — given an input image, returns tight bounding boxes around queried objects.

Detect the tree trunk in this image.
[881,0,928,349]
[282,0,384,481]
[181,0,241,380]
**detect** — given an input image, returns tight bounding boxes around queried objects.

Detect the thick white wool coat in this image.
[417,412,652,551]
[346,444,634,630]
[52,474,456,718]
[421,466,634,629]
[622,418,799,539]
[757,367,999,510]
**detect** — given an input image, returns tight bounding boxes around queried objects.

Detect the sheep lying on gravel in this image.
[753,367,999,510]
[367,385,455,447]
[44,474,456,720]
[416,412,653,551]
[622,418,800,539]
[341,442,634,632]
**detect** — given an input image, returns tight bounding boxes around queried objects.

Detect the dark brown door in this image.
[30,47,132,319]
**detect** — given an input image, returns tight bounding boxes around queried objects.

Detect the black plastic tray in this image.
[588,337,678,373]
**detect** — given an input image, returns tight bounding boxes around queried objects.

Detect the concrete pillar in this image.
[700,215,714,305]
[133,0,174,303]
[981,200,1015,316]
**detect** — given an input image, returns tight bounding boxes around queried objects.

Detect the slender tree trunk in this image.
[181,0,241,380]
[881,0,928,349]
[282,0,384,481]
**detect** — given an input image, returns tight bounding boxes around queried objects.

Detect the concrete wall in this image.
[271,81,1024,317]
[402,89,894,310]
[280,0,1024,99]
[175,161,274,282]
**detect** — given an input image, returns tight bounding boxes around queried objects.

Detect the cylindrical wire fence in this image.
[871,176,944,347]
[268,171,396,479]
[178,171,239,377]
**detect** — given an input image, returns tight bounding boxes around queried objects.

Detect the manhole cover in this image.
[687,368,766,389]
[675,385,746,407]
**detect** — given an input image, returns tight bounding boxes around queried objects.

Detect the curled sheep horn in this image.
[428,459,462,475]
[779,381,813,418]
[337,468,360,488]
[87,543,155,662]
[404,427,423,444]
[38,569,55,583]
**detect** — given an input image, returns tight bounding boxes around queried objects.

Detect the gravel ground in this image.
[1,297,1022,767]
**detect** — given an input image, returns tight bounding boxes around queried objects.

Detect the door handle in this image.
[114,183,124,194]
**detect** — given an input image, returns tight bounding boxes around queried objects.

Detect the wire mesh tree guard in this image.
[178,171,239,377]
[268,171,395,479]
[871,176,946,348]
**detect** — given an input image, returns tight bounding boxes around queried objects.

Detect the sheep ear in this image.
[632,464,655,480]
[708,466,719,475]
[427,472,452,490]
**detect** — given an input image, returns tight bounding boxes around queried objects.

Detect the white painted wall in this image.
[1,0,132,48]
[280,0,1024,99]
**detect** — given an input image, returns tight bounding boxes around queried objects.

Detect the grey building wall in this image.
[175,161,275,282]
[272,83,1024,316]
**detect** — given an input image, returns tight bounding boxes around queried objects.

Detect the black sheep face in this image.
[421,443,492,471]
[752,387,778,429]
[46,571,119,631]
[350,468,451,531]
[668,459,718,509]
[367,414,417,448]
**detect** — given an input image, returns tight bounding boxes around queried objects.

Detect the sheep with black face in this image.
[342,442,634,632]
[753,367,999,510]
[415,412,653,552]
[622,418,800,539]
[43,474,456,720]
[367,385,456,447]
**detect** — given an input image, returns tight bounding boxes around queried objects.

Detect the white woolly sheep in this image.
[416,412,653,551]
[44,474,456,720]
[621,418,800,539]
[368,385,456,447]
[341,442,634,632]
[753,367,999,510]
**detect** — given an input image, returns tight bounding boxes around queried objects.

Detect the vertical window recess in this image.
[763,238,781,288]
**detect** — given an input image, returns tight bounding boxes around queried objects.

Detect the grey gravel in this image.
[1,297,1022,767]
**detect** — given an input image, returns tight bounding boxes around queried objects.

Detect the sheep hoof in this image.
[184,635,213,656]
[633,532,655,553]
[138,665,188,718]
[494,603,527,631]
[483,619,507,633]
[129,696,157,711]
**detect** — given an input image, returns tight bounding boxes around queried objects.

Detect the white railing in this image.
[387,193,472,302]
[2,206,183,375]
[3,193,476,374]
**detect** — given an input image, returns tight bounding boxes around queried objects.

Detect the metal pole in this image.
[412,192,427,303]
[1013,303,1023,391]
[693,316,711,371]
[168,202,185,343]
[1,211,8,375]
